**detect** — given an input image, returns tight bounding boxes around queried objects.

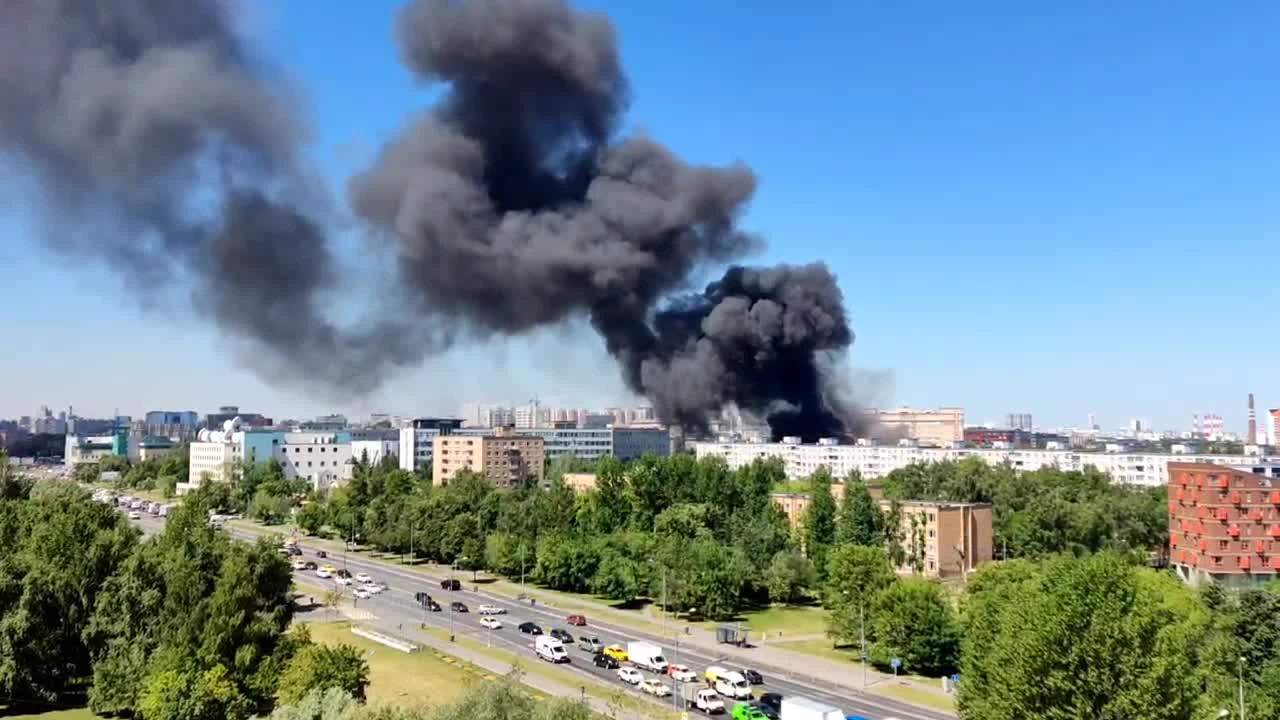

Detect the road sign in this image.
[891,657,901,676]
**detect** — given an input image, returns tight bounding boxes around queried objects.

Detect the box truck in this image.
[779,696,843,720]
[626,641,668,673]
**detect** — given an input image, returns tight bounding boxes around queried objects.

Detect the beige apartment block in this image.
[433,427,545,488]
[869,407,965,446]
[880,500,993,578]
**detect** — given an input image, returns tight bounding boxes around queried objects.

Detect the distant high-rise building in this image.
[1005,413,1033,431]
[1129,418,1143,435]
[1270,409,1280,447]
[1087,413,1097,430]
[1248,394,1257,445]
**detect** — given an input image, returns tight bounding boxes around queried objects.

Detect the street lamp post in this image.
[860,602,867,688]
[1238,656,1246,720]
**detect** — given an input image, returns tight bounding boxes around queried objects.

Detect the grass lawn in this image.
[0,709,100,719]
[307,622,481,707]
[771,638,957,711]
[877,683,957,713]
[694,604,828,637]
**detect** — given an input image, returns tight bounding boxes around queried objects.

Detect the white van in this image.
[712,669,751,699]
[535,636,569,664]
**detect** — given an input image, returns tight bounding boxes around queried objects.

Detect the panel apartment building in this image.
[1169,461,1280,586]
[433,427,546,488]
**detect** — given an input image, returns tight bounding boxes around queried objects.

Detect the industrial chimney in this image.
[1248,393,1257,445]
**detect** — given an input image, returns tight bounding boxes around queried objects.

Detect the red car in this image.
[566,614,587,626]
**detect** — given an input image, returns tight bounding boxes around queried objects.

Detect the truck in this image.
[626,641,668,673]
[681,685,725,714]
[779,696,843,720]
[535,635,569,664]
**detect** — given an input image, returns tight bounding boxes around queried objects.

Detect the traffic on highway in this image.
[101,490,951,720]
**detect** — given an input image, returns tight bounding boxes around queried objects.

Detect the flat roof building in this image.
[1169,461,1280,586]
[433,427,545,488]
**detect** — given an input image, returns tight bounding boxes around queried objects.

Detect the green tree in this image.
[835,476,882,547]
[763,551,815,605]
[297,501,327,535]
[868,577,959,676]
[957,552,1207,720]
[276,643,370,705]
[137,664,252,720]
[801,467,837,575]
[824,545,896,645]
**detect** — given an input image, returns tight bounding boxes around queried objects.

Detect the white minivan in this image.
[535,635,569,664]
[709,667,751,699]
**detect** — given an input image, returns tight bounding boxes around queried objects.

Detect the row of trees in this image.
[264,677,595,720]
[0,463,369,720]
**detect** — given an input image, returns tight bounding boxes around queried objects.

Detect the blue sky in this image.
[1,0,1276,431]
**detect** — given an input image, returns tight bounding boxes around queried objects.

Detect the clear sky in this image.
[1,0,1276,431]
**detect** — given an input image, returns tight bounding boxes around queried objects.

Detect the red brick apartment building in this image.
[1169,462,1280,586]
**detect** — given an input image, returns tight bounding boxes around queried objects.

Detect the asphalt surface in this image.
[124,509,954,720]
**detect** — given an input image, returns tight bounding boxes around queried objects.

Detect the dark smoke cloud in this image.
[0,0,415,393]
[1,0,862,440]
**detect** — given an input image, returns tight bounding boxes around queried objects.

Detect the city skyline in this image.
[2,1,1277,435]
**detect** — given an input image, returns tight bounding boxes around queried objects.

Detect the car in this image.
[478,604,504,615]
[336,569,352,579]
[303,561,318,570]
[355,572,373,584]
[334,575,352,586]
[549,628,574,644]
[315,567,333,579]
[479,616,503,629]
[450,601,468,613]
[639,679,671,697]
[518,622,543,635]
[291,559,308,571]
[128,510,141,520]
[414,591,432,604]
[752,702,778,719]
[578,636,603,653]
[287,546,302,556]
[592,652,620,669]
[756,693,782,714]
[566,614,587,626]
[316,550,327,558]
[353,587,371,600]
[359,582,384,595]
[731,703,769,720]
[425,600,442,612]
[603,644,628,662]
[617,667,643,685]
[740,668,763,685]
[667,663,697,683]
[440,578,461,591]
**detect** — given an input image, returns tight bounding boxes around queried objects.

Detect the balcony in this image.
[1255,540,1267,554]
[1271,525,1280,538]
[1239,556,1252,570]
[1175,488,1187,502]
[1228,525,1241,538]
[1216,476,1230,489]
[1171,535,1179,547]
[1272,492,1280,505]
[1218,508,1231,521]
[1196,506,1208,518]
[1272,556,1280,571]
[1198,539,1209,552]
[1231,491,1243,505]
[1251,509,1265,522]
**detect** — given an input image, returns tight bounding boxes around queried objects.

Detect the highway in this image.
[126,510,954,720]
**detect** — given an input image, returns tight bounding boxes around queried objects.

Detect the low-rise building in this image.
[561,472,599,492]
[433,426,545,488]
[869,407,966,446]
[398,418,469,473]
[882,500,993,579]
[183,418,354,493]
[64,432,128,467]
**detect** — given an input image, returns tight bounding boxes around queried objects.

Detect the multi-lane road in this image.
[125,510,954,720]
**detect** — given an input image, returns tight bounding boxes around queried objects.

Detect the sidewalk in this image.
[246,520,952,710]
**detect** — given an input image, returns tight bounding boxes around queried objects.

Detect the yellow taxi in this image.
[603,644,629,662]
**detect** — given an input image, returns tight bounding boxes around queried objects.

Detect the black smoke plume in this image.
[0,0,862,441]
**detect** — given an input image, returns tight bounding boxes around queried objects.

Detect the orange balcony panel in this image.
[1198,539,1209,551]
[1197,521,1208,534]
[1218,508,1231,521]
[1217,476,1231,489]
[1228,525,1242,538]
[1196,475,1206,487]
[1271,525,1280,538]
[1255,540,1267,553]
[1175,488,1187,501]
[1251,509,1265,522]
[1195,507,1206,518]
[1171,535,1180,547]
[1271,556,1280,570]
[1271,492,1280,505]
[1231,491,1243,505]
[1179,474,1190,486]
[1240,556,1252,570]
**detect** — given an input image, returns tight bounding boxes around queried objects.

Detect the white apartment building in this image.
[183,419,353,493]
[351,439,398,465]
[692,440,1280,487]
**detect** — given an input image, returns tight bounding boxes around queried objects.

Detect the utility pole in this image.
[673,636,681,713]
[520,543,526,593]
[860,602,867,687]
[409,522,415,566]
[1239,656,1246,720]
[661,568,668,636]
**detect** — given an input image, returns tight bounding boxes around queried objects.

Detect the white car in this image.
[315,568,333,579]
[667,664,697,683]
[353,587,371,599]
[292,559,308,571]
[639,679,671,697]
[478,604,505,615]
[334,576,353,586]
[128,511,141,520]
[359,582,384,595]
[354,572,373,584]
[617,667,643,685]
[479,616,503,629]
